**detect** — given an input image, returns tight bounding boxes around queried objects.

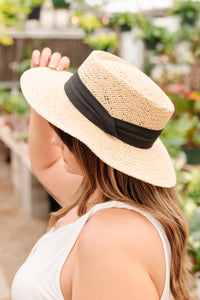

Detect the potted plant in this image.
[27,0,45,20]
[139,22,175,54]
[0,88,30,142]
[0,0,45,23]
[52,0,71,9]
[0,0,45,45]
[0,89,30,116]
[78,15,102,34]
[170,1,200,91]
[171,0,200,27]
[161,87,200,164]
[84,32,119,53]
[108,12,136,32]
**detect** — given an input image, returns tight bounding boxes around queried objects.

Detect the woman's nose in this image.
[51,134,64,148]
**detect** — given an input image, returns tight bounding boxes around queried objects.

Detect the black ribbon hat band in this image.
[64,71,162,149]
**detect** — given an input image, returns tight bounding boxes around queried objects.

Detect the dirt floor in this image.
[0,143,48,299]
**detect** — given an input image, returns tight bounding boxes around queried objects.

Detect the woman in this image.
[11,47,193,300]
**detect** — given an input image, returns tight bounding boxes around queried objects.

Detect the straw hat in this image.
[20,50,176,187]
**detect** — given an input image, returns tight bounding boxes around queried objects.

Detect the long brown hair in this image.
[49,125,193,300]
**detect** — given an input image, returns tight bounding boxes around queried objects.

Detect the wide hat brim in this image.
[20,67,176,188]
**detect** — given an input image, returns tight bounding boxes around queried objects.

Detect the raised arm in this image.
[28,48,82,205]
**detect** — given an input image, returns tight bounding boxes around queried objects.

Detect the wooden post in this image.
[0,118,49,218]
[190,57,200,91]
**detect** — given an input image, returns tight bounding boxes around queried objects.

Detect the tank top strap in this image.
[85,200,171,300]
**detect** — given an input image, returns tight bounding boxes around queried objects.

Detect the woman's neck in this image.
[86,189,103,212]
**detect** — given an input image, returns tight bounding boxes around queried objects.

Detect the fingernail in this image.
[56,65,62,70]
[49,63,55,68]
[35,61,39,65]
[41,62,47,67]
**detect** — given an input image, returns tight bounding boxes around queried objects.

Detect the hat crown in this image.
[78,51,174,130]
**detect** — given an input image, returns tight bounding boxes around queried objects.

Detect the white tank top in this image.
[11,200,171,300]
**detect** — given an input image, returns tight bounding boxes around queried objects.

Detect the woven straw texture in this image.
[78,51,174,130]
[20,51,176,187]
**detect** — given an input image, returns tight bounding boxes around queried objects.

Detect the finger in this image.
[48,52,62,69]
[39,47,52,67]
[31,49,40,68]
[56,56,70,71]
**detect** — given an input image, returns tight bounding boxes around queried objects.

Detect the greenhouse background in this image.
[0,0,200,298]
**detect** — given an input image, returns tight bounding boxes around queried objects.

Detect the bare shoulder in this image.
[79,206,164,260]
[73,206,164,299]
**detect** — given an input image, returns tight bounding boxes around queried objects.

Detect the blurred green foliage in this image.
[187,208,200,271]
[0,0,44,45]
[138,23,175,54]
[171,0,200,60]
[161,90,200,152]
[161,113,200,153]
[84,32,119,52]
[171,0,200,26]
[0,89,29,115]
[78,15,102,34]
[172,155,200,271]
[108,12,136,31]
[52,0,71,9]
